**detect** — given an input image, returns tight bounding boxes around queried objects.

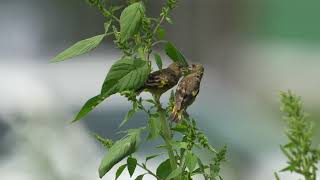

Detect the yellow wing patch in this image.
[192,90,199,97]
[159,78,168,88]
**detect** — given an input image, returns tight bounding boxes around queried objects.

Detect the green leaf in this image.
[196,157,206,174]
[127,157,137,177]
[110,5,124,12]
[155,144,167,149]
[280,165,295,172]
[171,141,188,149]
[104,21,112,34]
[171,124,188,134]
[191,166,209,176]
[144,99,156,105]
[184,151,198,172]
[94,134,113,149]
[145,153,163,163]
[165,17,173,24]
[120,2,145,42]
[73,58,150,122]
[115,164,127,180]
[156,159,172,179]
[191,168,202,175]
[99,129,143,178]
[135,174,145,180]
[154,53,163,70]
[119,108,136,128]
[102,57,150,94]
[274,172,281,180]
[156,27,166,40]
[72,95,104,122]
[165,42,189,67]
[280,145,294,162]
[147,115,161,140]
[210,146,227,178]
[51,34,105,62]
[165,167,183,180]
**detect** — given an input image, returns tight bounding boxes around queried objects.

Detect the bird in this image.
[170,64,204,122]
[138,63,185,97]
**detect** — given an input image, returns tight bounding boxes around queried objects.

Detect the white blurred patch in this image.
[246,151,320,180]
[0,58,156,180]
[0,65,53,116]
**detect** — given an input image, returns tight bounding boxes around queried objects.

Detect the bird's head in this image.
[168,63,187,76]
[191,64,204,76]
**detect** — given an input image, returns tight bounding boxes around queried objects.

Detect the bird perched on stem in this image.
[138,63,185,97]
[170,64,204,122]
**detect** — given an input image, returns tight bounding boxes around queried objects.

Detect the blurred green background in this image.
[1,0,320,179]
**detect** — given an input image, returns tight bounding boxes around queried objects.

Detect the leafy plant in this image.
[52,0,226,179]
[275,91,320,180]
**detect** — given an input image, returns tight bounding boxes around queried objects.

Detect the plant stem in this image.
[151,40,168,47]
[152,15,165,35]
[96,3,120,22]
[137,163,160,179]
[138,47,147,61]
[153,95,178,172]
[144,49,179,179]
[160,109,177,169]
[105,11,120,22]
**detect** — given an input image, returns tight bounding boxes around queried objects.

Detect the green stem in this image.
[136,34,148,62]
[137,163,160,179]
[151,40,168,47]
[153,95,178,173]
[179,152,188,179]
[138,47,147,61]
[96,3,120,22]
[197,158,209,180]
[152,15,166,35]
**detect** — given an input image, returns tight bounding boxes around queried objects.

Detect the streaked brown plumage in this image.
[170,64,204,122]
[138,63,184,96]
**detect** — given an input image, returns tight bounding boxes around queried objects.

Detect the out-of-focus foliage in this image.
[276,91,320,180]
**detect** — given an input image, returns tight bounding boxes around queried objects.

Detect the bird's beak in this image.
[181,67,189,73]
[181,66,191,76]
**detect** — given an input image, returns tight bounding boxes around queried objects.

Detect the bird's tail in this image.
[169,106,183,123]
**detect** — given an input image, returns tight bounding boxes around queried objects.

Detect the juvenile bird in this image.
[170,64,204,122]
[138,63,185,97]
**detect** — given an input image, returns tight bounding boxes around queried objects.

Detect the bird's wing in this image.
[145,69,171,88]
[185,76,200,96]
[175,74,201,110]
[144,70,162,87]
[175,76,191,110]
